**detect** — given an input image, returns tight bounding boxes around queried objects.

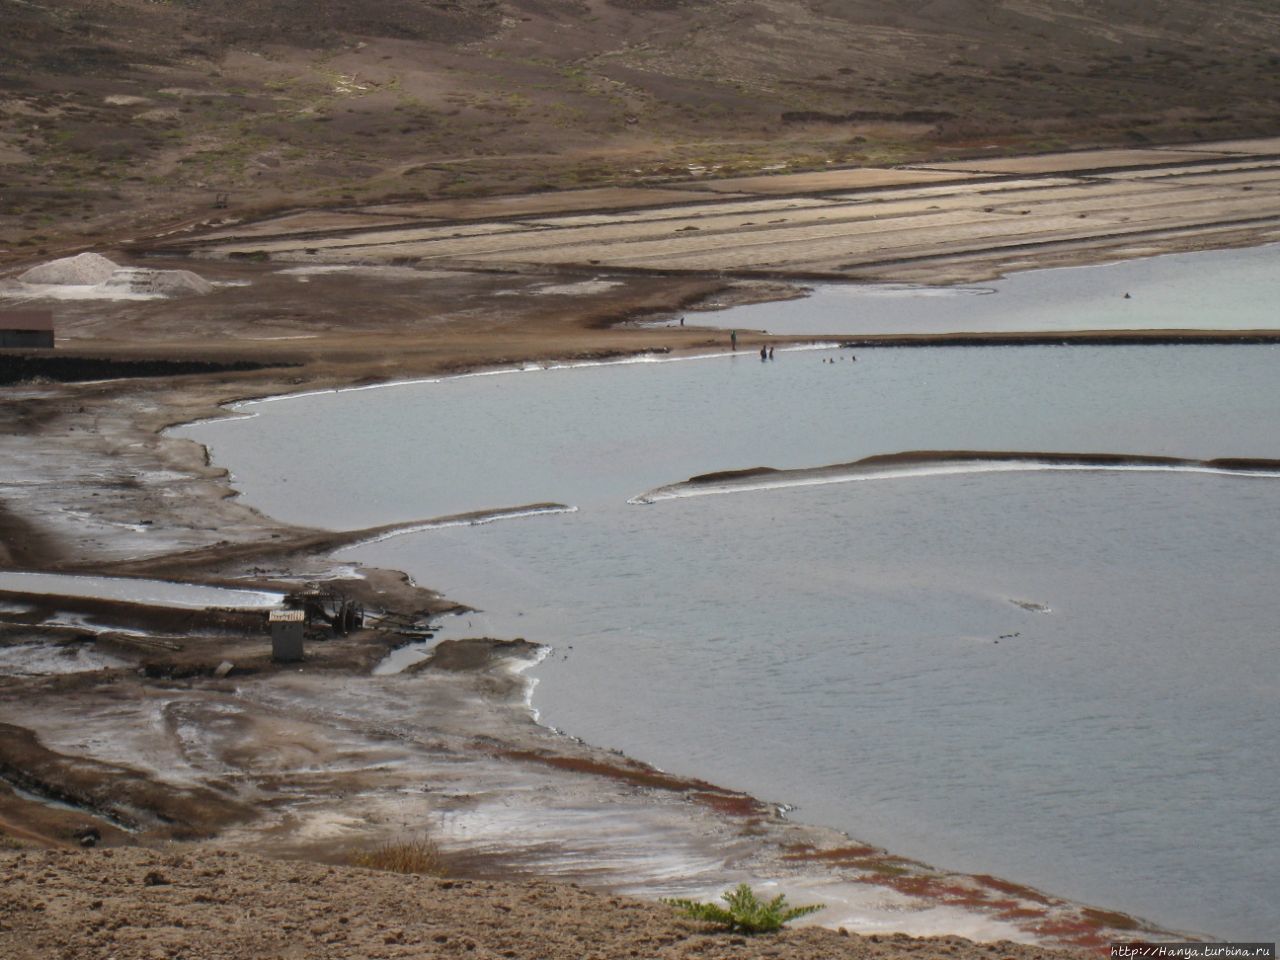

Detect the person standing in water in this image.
[730,330,737,351]
[760,345,768,361]
[768,346,774,360]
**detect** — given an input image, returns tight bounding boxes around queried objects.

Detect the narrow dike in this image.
[631,450,1280,503]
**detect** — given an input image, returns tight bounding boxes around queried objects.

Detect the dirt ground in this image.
[0,847,1097,960]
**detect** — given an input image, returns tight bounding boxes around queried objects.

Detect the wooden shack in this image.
[269,609,306,662]
[0,310,54,348]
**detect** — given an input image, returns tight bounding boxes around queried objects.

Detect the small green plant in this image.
[663,883,823,934]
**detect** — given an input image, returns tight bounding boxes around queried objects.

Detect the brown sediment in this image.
[1079,908,1145,933]
[1030,919,1113,951]
[0,722,251,838]
[413,637,543,672]
[782,846,930,878]
[493,747,739,798]
[688,466,782,484]
[975,874,1057,906]
[0,502,60,569]
[783,843,882,862]
[1206,457,1280,470]
[688,791,772,817]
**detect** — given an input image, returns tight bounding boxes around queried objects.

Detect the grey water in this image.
[689,243,1280,336]
[176,342,1280,940]
[0,571,284,609]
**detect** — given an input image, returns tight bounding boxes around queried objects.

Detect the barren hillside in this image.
[2,0,1279,253]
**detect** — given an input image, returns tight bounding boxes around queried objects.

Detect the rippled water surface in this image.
[177,315,1280,939]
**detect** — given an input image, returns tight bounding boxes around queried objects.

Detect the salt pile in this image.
[18,252,118,285]
[7,252,215,300]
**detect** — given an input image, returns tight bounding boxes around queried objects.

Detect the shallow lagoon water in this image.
[0,571,285,609]
[690,243,1280,336]
[178,336,1280,940]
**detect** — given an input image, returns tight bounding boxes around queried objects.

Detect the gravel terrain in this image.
[0,848,1089,960]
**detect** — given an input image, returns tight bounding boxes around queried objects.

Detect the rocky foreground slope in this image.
[0,847,1088,960]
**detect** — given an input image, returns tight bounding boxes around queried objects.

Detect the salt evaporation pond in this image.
[0,572,284,609]
[0,641,127,676]
[687,242,1280,336]
[176,323,1280,937]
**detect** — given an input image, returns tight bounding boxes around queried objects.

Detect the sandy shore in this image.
[3,146,1276,956]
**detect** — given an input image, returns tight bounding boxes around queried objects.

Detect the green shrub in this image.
[663,883,823,934]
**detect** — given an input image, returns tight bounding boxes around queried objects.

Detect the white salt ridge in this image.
[0,641,127,676]
[0,571,284,610]
[345,505,578,548]
[18,252,117,285]
[7,253,213,301]
[629,458,1280,504]
[531,279,624,296]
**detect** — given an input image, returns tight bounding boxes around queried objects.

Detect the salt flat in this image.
[169,140,1280,284]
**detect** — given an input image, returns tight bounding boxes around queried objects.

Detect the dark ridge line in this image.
[833,331,1280,347]
[0,354,298,386]
[852,450,1280,471]
[687,466,781,484]
[906,150,1280,179]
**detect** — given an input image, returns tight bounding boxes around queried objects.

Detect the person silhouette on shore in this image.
[730,330,737,351]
